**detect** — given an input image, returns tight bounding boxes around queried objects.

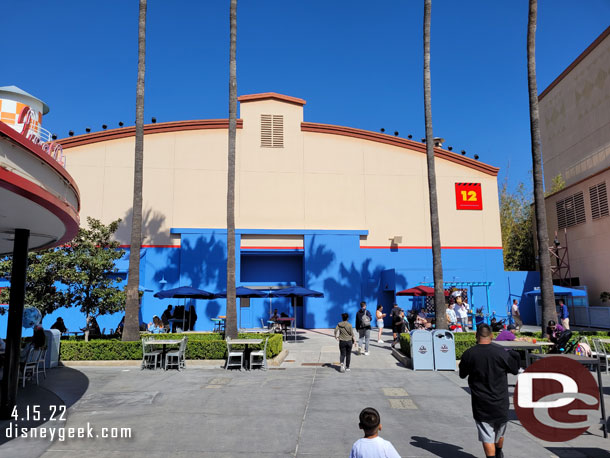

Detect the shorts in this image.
[476,420,506,443]
[377,320,384,328]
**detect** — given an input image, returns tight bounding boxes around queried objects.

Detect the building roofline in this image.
[237,92,306,106]
[58,119,243,148]
[539,25,610,101]
[58,117,498,176]
[301,122,499,176]
[544,164,610,200]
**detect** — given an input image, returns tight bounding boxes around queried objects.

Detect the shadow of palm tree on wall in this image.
[153,233,228,321]
[116,207,168,246]
[305,235,336,284]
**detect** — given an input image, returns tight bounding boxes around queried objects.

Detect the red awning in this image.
[396,285,449,296]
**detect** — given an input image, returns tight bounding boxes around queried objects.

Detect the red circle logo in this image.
[514,356,600,442]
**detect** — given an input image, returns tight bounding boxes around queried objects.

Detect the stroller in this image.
[549,330,581,354]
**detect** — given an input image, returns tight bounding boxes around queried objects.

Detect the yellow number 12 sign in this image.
[455,183,483,210]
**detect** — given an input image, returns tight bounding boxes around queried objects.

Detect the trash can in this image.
[432,330,456,371]
[44,329,61,368]
[410,330,434,371]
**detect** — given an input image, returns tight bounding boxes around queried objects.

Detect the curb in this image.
[391,347,412,369]
[268,349,288,367]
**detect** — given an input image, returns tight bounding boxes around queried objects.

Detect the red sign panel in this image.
[455,183,482,210]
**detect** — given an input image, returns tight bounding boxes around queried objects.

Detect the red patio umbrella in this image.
[396,285,449,296]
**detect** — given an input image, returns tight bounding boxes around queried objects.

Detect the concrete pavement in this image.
[1,329,608,457]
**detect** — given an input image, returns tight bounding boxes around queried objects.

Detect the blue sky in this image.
[3,0,609,190]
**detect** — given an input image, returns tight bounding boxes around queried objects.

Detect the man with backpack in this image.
[356,302,373,355]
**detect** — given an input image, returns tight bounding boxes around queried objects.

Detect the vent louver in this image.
[556,191,586,229]
[261,114,283,148]
[589,182,609,220]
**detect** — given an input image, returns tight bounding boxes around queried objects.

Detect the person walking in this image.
[459,324,520,458]
[511,299,522,331]
[559,300,570,330]
[391,309,407,348]
[356,302,372,355]
[389,303,401,341]
[375,305,386,343]
[335,313,355,373]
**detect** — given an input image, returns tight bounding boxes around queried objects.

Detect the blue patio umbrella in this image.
[214,287,269,330]
[153,286,215,299]
[524,286,587,297]
[154,286,216,330]
[267,287,324,331]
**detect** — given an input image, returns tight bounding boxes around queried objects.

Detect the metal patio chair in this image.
[142,338,162,370]
[20,348,42,387]
[165,337,188,371]
[249,337,269,371]
[37,346,48,379]
[225,338,244,370]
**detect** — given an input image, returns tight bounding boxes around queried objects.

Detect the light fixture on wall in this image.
[390,236,402,245]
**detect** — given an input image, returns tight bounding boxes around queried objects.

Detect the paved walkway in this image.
[1,329,608,457]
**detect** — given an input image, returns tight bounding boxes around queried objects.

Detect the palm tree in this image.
[123,0,147,341]
[225,0,238,339]
[527,0,556,335]
[423,0,447,329]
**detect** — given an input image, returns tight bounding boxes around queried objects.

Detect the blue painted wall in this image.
[0,228,542,336]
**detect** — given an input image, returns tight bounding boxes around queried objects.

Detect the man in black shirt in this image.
[459,324,520,458]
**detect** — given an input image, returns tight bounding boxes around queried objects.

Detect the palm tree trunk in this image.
[527,0,556,336]
[225,0,238,339]
[423,0,446,329]
[123,0,147,341]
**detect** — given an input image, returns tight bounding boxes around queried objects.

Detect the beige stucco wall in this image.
[544,169,610,306]
[63,97,502,248]
[539,32,610,188]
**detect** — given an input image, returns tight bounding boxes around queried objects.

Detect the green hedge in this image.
[399,330,610,360]
[60,332,283,361]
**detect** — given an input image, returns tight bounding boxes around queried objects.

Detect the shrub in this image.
[399,330,609,360]
[59,332,283,361]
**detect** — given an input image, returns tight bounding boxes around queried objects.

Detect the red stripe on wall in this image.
[240,246,304,250]
[360,246,503,250]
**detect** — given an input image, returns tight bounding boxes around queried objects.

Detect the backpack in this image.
[361,312,371,327]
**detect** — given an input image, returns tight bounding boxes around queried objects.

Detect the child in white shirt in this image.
[350,407,400,458]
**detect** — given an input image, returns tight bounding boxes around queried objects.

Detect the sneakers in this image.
[340,363,345,373]
[345,368,351,372]
[378,339,384,343]
[364,351,370,356]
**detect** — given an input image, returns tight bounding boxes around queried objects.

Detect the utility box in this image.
[44,329,61,368]
[432,330,456,371]
[410,330,434,371]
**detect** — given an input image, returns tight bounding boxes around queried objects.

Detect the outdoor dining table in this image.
[229,338,262,370]
[529,353,607,439]
[211,318,225,332]
[491,340,551,367]
[144,339,182,369]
